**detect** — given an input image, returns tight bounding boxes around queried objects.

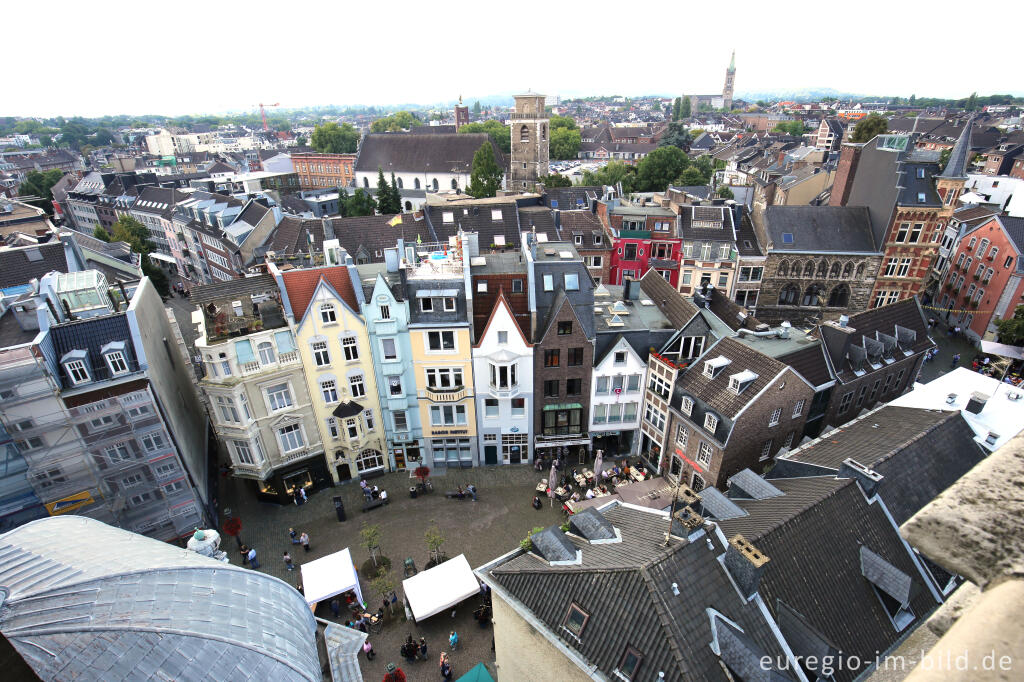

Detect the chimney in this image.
[838,458,883,497]
[724,535,770,598]
[623,277,633,301]
[838,314,849,327]
[965,392,989,415]
[829,143,863,207]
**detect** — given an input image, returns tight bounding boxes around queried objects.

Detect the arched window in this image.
[520,125,529,143]
[803,261,814,278]
[414,178,421,190]
[842,262,853,279]
[396,177,403,189]
[855,263,865,279]
[828,284,850,307]
[777,260,789,277]
[257,342,275,364]
[816,260,828,278]
[432,178,439,191]
[541,124,547,141]
[802,285,824,307]
[451,178,458,190]
[320,303,336,324]
[363,177,369,189]
[779,284,800,305]
[405,200,412,210]
[320,377,339,403]
[829,262,840,279]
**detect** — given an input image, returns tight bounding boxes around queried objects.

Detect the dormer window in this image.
[681,396,694,416]
[105,350,129,376]
[703,355,731,379]
[62,350,91,386]
[704,412,719,433]
[320,303,336,324]
[728,369,758,394]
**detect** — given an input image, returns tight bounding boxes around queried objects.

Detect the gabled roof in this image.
[638,269,699,328]
[673,337,788,420]
[993,216,1024,257]
[485,504,792,681]
[355,133,506,174]
[819,298,932,381]
[263,216,325,255]
[280,266,359,321]
[474,291,530,348]
[0,516,319,681]
[329,213,431,264]
[762,206,877,253]
[0,241,71,289]
[781,405,984,525]
[535,289,586,344]
[776,344,833,387]
[49,313,139,388]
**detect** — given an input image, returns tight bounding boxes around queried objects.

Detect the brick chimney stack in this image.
[723,534,770,598]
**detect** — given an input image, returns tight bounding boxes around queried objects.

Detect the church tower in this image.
[509,92,550,191]
[722,50,736,111]
[454,95,470,131]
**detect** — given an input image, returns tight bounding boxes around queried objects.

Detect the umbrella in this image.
[548,463,558,507]
[457,662,495,682]
[594,449,604,481]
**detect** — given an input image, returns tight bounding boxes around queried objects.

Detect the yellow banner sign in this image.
[46,490,96,516]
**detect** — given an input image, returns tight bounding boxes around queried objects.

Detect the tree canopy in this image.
[108,215,169,297]
[679,97,692,119]
[370,111,422,133]
[467,141,503,198]
[458,120,511,154]
[18,169,65,212]
[635,146,690,192]
[850,114,888,143]
[772,120,805,136]
[717,186,735,199]
[582,161,636,194]
[540,174,572,188]
[550,127,581,160]
[996,305,1024,345]
[376,168,401,215]
[310,122,359,154]
[341,188,377,217]
[658,122,692,151]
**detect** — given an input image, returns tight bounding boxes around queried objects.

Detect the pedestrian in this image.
[951,353,961,369]
[954,325,961,336]
[448,630,458,650]
[283,551,294,571]
[440,659,452,680]
[438,652,449,670]
[363,640,375,660]
[240,544,250,566]
[330,598,340,618]
[293,488,301,505]
[289,527,299,544]
[360,479,372,500]
[383,662,406,682]
[299,486,308,503]
[247,546,259,569]
[418,637,427,661]
[467,483,477,501]
[300,531,310,552]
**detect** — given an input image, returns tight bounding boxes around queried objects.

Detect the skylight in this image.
[781,233,794,244]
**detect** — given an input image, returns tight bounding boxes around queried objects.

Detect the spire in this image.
[728,49,736,71]
[939,115,973,179]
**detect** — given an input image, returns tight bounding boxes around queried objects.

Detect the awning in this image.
[235,339,255,364]
[534,436,591,448]
[542,402,583,411]
[301,547,364,608]
[415,289,459,298]
[457,663,496,682]
[148,252,177,264]
[403,554,479,621]
[980,340,1024,361]
[332,400,365,419]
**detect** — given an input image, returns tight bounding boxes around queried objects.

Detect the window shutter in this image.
[235,340,255,364]
[275,331,296,354]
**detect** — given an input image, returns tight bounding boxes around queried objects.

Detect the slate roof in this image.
[355,133,507,174]
[938,117,973,179]
[0,242,71,289]
[48,313,139,388]
[556,210,604,241]
[735,216,763,256]
[0,516,320,681]
[704,287,763,331]
[776,344,833,387]
[994,216,1024,257]
[280,265,360,321]
[673,336,788,420]
[485,504,793,681]
[236,199,272,226]
[638,269,699,328]
[328,213,430,264]
[762,206,878,253]
[425,201,528,248]
[409,125,456,134]
[678,204,735,241]
[782,406,984,525]
[819,298,932,381]
[543,186,600,210]
[264,216,325,255]
[716,477,938,682]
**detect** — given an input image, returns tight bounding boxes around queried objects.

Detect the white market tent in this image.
[301,547,364,609]
[403,554,479,621]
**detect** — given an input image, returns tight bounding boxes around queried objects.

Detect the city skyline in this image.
[7,0,1021,118]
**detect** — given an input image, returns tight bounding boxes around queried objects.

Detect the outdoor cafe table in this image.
[536,481,548,493]
[573,473,587,487]
[555,486,568,498]
[631,469,647,482]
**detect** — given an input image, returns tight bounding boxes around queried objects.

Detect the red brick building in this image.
[599,201,682,286]
[292,152,356,190]
[938,215,1024,341]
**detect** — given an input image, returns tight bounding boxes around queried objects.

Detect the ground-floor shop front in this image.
[478,429,531,465]
[426,435,479,470]
[251,454,331,504]
[533,434,592,466]
[590,429,637,460]
[387,438,423,471]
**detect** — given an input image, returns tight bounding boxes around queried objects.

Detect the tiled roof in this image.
[705,288,763,331]
[264,216,325,255]
[820,298,932,381]
[281,266,359,321]
[487,504,791,681]
[0,242,71,289]
[638,269,699,328]
[783,406,984,525]
[556,210,604,239]
[716,477,937,682]
[776,344,832,387]
[0,516,320,681]
[329,213,432,264]
[426,201,528,248]
[49,313,139,388]
[674,337,787,419]
[762,206,877,253]
[355,133,506,174]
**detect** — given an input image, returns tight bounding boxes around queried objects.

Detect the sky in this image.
[8,0,1022,118]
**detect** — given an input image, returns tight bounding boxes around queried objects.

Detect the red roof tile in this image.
[281,266,359,321]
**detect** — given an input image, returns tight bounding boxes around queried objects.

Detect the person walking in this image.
[299,486,308,504]
[300,531,311,552]
[440,657,452,681]
[418,637,428,661]
[330,598,340,618]
[362,640,375,660]
[383,662,406,682]
[289,527,299,544]
[448,630,458,650]
[467,483,477,502]
[239,544,250,566]
[283,551,294,571]
[951,353,961,369]
[246,546,259,569]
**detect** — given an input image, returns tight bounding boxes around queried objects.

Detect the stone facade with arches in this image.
[756,252,883,324]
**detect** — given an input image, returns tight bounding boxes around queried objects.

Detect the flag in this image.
[387,214,402,227]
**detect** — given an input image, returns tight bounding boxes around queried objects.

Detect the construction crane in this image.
[254,102,280,131]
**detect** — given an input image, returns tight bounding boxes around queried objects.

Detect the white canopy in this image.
[301,547,364,608]
[403,554,479,621]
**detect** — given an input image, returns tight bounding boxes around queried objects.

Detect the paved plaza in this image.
[216,462,565,681]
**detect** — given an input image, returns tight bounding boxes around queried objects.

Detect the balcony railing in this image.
[237,351,300,377]
[426,385,466,403]
[488,383,520,398]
